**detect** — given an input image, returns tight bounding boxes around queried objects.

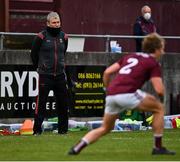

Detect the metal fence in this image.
[1,32,180,52]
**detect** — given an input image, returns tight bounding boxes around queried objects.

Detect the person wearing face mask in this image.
[31,12,70,135]
[133,5,157,52]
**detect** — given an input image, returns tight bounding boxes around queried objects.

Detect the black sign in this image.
[0,65,106,118]
[67,66,106,117]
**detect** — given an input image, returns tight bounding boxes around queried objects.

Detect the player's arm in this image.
[150,77,165,97]
[103,62,120,87]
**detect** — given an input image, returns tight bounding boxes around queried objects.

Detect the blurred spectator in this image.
[133,5,157,52]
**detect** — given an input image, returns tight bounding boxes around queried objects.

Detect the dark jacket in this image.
[133,16,157,52]
[31,28,68,76]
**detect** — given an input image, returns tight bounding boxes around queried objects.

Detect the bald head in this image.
[141,5,151,20]
[141,5,151,15]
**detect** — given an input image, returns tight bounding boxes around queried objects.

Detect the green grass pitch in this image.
[0,129,179,161]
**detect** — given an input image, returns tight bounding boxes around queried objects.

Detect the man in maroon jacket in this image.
[68,33,175,155]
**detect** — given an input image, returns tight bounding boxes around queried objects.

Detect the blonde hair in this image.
[142,33,165,53]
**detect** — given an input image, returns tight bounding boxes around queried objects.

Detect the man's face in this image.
[47,17,61,28]
[142,6,151,20]
[156,42,165,59]
[159,43,165,55]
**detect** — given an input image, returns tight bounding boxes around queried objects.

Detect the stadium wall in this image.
[2,0,180,52]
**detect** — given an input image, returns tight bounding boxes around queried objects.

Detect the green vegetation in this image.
[0,129,179,161]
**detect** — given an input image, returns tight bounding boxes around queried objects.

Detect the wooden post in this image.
[0,0,9,32]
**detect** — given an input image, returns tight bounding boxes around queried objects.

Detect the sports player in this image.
[68,33,175,155]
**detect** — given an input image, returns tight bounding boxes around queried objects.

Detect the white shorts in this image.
[105,89,147,114]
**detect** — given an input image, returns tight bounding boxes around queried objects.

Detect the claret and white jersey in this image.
[107,53,162,95]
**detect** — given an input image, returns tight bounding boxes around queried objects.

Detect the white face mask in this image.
[143,13,151,20]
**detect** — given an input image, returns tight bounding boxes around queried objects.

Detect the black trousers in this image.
[33,73,69,134]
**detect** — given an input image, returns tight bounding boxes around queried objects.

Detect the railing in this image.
[1,32,180,52]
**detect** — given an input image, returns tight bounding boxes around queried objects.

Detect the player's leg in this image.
[137,93,175,155]
[68,113,118,155]
[137,94,164,134]
[84,113,118,143]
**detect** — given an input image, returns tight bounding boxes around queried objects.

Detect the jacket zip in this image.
[54,38,58,76]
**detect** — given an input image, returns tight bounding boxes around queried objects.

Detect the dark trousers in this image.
[33,73,69,134]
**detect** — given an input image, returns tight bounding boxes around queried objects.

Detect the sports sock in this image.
[73,138,89,153]
[154,134,162,149]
